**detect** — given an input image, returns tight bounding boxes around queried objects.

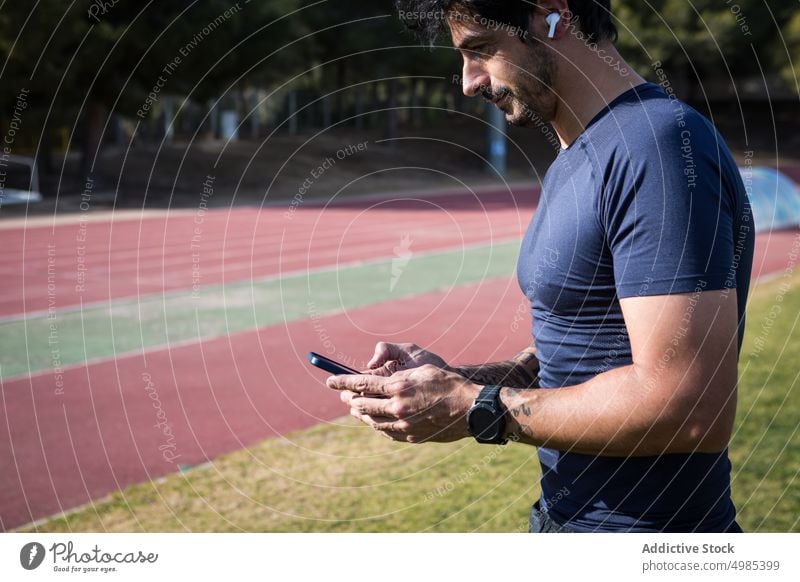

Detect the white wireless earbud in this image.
[546,12,561,38]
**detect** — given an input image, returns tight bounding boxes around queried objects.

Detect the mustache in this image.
[480,86,511,103]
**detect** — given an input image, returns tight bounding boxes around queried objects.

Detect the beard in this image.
[485,35,558,127]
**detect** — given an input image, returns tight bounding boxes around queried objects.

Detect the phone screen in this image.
[307,352,359,375]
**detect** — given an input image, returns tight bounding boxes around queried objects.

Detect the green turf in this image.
[729,271,800,532]
[0,240,519,380]
[20,272,800,533]
[21,419,540,533]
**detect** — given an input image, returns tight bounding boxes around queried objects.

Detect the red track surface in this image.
[752,229,800,280]
[0,276,529,530]
[0,187,537,318]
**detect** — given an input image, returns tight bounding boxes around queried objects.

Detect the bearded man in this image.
[328,0,754,533]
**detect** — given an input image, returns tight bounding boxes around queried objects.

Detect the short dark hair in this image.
[396,1,618,45]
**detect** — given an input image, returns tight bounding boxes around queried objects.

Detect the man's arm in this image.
[363,341,539,389]
[330,288,740,455]
[453,343,540,389]
[499,289,739,455]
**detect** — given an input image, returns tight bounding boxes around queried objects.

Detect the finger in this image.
[327,373,391,395]
[367,342,416,368]
[377,430,411,443]
[357,414,397,426]
[363,359,402,377]
[359,364,387,376]
[354,412,409,434]
[339,390,359,405]
[371,418,410,432]
[351,396,396,418]
[350,411,396,430]
[327,373,379,391]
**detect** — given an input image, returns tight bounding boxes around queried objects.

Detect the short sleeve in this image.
[600,117,739,299]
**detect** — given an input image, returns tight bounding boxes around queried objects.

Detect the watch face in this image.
[468,406,500,440]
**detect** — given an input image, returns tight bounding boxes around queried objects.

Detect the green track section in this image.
[0,241,520,380]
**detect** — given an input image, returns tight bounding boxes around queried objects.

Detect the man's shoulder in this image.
[586,92,722,169]
[636,95,717,143]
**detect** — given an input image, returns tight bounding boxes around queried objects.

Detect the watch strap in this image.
[474,384,502,407]
[470,384,507,444]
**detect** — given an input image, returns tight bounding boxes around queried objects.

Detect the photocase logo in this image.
[20,542,46,570]
[390,234,414,291]
[87,0,121,22]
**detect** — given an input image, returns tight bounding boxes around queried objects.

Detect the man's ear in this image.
[524,6,572,43]
[546,8,574,40]
[562,9,573,28]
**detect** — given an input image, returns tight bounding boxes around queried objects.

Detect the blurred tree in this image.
[615,0,798,98]
[299,0,402,135]
[297,0,459,136]
[2,0,796,191]
[780,9,800,95]
[0,0,303,182]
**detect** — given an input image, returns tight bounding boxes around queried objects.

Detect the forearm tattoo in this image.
[454,346,540,389]
[503,386,534,442]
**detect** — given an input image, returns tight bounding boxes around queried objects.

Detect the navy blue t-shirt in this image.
[517,83,754,532]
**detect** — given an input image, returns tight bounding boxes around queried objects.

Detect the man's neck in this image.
[551,44,647,149]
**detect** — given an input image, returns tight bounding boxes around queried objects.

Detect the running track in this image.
[1,183,799,531]
[0,185,536,318]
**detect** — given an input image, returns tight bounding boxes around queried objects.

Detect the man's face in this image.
[449,10,558,126]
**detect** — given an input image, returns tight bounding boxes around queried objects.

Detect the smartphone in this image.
[307,352,360,375]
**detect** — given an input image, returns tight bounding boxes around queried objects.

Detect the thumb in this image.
[367,341,395,368]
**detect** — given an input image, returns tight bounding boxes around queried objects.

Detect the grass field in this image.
[23,272,800,533]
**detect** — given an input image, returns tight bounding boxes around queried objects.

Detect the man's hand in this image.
[365,342,451,377]
[327,365,479,443]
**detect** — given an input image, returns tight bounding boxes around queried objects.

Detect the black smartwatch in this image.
[467,385,507,444]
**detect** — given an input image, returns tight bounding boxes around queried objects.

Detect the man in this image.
[327,0,754,533]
